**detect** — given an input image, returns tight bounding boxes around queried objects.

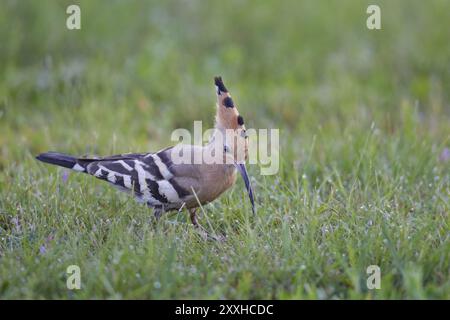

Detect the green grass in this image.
[0,0,449,299]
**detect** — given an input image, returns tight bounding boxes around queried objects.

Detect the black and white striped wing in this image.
[82,150,193,210]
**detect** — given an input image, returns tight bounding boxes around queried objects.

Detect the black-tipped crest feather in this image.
[214,76,228,93]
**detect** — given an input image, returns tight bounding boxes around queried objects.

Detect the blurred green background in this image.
[0,0,449,299]
[1,0,449,158]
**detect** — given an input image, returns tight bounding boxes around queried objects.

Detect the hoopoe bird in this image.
[36,77,255,237]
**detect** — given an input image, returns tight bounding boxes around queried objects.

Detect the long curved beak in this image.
[234,162,255,215]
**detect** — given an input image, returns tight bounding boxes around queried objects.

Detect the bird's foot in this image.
[189,208,226,242]
[194,226,226,242]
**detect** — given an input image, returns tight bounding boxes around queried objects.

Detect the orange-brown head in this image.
[213,76,254,214]
[214,76,249,163]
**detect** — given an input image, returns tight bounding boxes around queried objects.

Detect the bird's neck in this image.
[201,128,234,167]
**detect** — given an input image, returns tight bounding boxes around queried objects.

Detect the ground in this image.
[0,0,449,299]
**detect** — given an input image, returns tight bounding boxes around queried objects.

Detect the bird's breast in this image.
[195,164,237,205]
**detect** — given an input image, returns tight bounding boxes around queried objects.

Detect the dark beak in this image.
[235,162,255,215]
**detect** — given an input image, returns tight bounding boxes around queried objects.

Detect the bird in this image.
[36,77,255,239]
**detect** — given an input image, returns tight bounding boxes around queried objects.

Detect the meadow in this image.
[0,0,449,299]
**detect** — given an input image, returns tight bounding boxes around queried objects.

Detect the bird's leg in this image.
[188,208,225,242]
[152,204,164,222]
[188,208,206,233]
[189,208,200,227]
[154,209,163,220]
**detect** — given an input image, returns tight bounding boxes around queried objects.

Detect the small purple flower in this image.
[11,217,19,227]
[39,245,47,255]
[11,217,21,232]
[62,170,69,183]
[439,148,450,162]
